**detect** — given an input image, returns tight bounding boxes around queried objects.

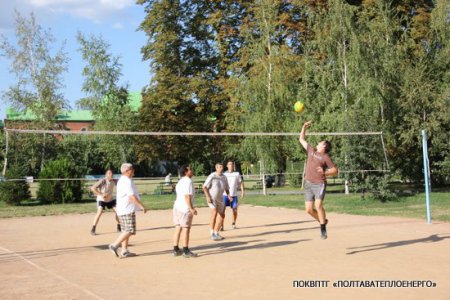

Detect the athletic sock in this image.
[320,224,326,231]
[173,246,179,251]
[183,247,189,254]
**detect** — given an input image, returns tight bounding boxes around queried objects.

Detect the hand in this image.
[303,120,312,128]
[142,207,148,213]
[316,167,324,174]
[190,208,198,216]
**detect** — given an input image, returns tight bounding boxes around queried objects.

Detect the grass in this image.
[0,192,449,222]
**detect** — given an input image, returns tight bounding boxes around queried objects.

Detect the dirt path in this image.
[1,205,449,299]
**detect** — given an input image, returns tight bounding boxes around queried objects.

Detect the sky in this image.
[0,0,150,120]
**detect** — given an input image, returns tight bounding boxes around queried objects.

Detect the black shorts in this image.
[97,200,116,209]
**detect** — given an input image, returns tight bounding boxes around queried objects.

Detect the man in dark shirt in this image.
[299,121,338,239]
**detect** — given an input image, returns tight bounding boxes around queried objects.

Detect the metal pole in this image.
[2,130,9,177]
[422,130,431,224]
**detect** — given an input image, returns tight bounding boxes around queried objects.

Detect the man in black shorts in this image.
[299,121,338,239]
[90,169,120,235]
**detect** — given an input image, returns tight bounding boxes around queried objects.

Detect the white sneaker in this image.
[210,233,216,240]
[232,223,236,229]
[213,234,224,241]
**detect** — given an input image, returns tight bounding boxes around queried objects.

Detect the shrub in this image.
[0,165,31,205]
[37,158,83,204]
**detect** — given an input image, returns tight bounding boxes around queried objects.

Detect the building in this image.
[3,92,142,131]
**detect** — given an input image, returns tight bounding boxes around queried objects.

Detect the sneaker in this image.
[121,251,136,258]
[231,223,236,230]
[117,224,121,232]
[213,234,225,241]
[320,229,328,240]
[109,244,119,257]
[90,227,96,236]
[183,250,198,258]
[172,249,183,257]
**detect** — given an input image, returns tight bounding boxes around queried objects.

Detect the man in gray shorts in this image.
[203,162,231,241]
[299,121,338,239]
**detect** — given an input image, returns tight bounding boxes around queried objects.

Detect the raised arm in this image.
[299,120,312,150]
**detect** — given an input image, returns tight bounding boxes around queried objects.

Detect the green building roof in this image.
[5,92,142,122]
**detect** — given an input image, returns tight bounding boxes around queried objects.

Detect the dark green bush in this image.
[0,165,31,205]
[37,158,83,204]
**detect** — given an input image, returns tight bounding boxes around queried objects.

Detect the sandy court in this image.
[0,205,449,299]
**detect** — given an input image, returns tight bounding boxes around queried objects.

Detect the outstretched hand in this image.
[303,120,312,128]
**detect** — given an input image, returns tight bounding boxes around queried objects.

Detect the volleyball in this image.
[294,101,304,113]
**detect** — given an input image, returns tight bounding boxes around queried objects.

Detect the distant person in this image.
[223,161,245,230]
[299,121,338,239]
[172,164,198,258]
[203,162,231,241]
[165,173,172,186]
[109,163,148,258]
[90,169,120,235]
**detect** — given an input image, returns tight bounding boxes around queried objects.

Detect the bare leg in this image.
[209,208,217,234]
[214,213,225,232]
[92,207,103,226]
[173,226,182,247]
[183,227,191,247]
[232,208,238,224]
[315,199,326,224]
[305,201,319,222]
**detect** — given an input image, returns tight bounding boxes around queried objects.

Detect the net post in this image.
[421,129,431,224]
[2,129,9,177]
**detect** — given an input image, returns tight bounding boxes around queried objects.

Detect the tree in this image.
[77,32,137,170]
[1,11,69,173]
[137,0,222,168]
[0,11,69,124]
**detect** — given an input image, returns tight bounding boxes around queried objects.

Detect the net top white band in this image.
[4,128,383,137]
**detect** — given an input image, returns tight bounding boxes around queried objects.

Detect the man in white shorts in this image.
[203,162,231,241]
[109,163,148,258]
[172,164,198,258]
[223,161,245,229]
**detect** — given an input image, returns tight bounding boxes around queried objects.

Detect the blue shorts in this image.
[223,196,238,209]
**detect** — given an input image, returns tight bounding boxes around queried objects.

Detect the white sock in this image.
[210,229,214,235]
[213,231,218,235]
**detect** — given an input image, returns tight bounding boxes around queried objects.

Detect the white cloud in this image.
[0,0,137,32]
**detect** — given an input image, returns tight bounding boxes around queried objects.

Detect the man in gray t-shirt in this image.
[203,163,231,241]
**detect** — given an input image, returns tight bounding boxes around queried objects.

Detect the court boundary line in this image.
[0,245,105,300]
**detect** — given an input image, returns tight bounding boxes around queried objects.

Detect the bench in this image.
[156,182,175,195]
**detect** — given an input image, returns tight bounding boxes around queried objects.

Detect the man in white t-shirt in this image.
[172,164,197,258]
[203,162,231,241]
[223,161,245,229]
[108,163,148,258]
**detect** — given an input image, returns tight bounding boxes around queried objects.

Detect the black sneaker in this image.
[109,244,119,257]
[121,251,136,258]
[321,228,328,240]
[117,224,121,232]
[183,250,198,258]
[172,249,183,257]
[90,227,96,236]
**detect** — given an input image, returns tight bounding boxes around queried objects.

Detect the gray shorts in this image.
[304,180,326,202]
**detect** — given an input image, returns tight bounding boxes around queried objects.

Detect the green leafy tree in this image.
[0,11,69,172]
[77,32,137,170]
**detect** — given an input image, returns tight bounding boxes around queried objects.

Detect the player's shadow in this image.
[237,220,316,230]
[346,234,450,255]
[138,238,310,257]
[232,226,317,239]
[196,239,310,257]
